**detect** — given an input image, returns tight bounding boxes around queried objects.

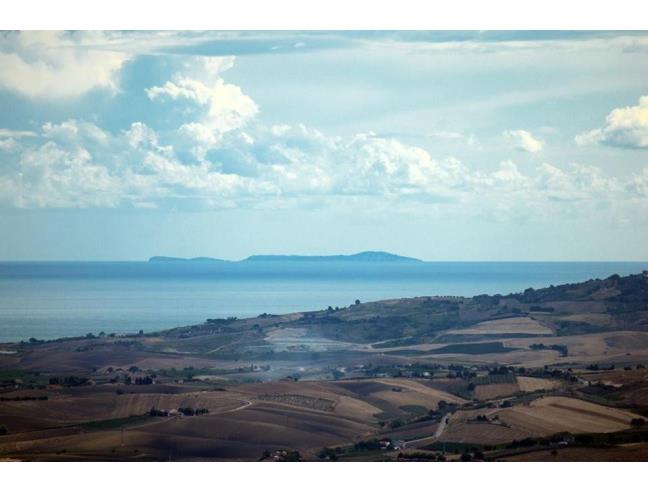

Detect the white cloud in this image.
[11,141,121,208]
[503,129,544,153]
[627,167,648,197]
[0,54,634,221]
[42,120,109,146]
[535,162,619,201]
[0,139,18,152]
[0,31,130,99]
[146,57,258,159]
[0,128,37,153]
[576,96,648,149]
[492,160,528,185]
[0,129,37,138]
[0,113,631,217]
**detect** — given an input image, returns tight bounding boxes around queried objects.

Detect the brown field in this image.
[498,397,641,435]
[438,396,643,446]
[545,301,607,314]
[557,313,613,326]
[441,421,530,445]
[503,331,648,366]
[500,443,648,462]
[0,382,379,460]
[0,378,469,460]
[444,317,552,336]
[580,368,648,387]
[473,383,520,400]
[378,420,440,441]
[0,388,251,430]
[0,400,374,461]
[516,376,560,392]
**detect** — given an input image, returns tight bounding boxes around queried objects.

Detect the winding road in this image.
[403,412,451,448]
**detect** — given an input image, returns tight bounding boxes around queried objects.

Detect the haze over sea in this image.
[1,260,648,343]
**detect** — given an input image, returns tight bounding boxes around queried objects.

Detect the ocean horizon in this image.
[1,260,647,343]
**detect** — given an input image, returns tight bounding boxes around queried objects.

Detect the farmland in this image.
[2,271,648,460]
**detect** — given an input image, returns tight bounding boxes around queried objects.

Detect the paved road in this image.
[435,413,450,437]
[403,413,451,448]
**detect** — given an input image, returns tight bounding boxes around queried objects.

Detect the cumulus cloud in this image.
[0,139,18,152]
[503,129,544,153]
[0,112,631,216]
[535,162,619,201]
[0,54,637,222]
[41,120,109,146]
[576,96,648,149]
[146,57,258,159]
[0,128,37,153]
[0,31,130,99]
[628,168,648,197]
[9,141,121,208]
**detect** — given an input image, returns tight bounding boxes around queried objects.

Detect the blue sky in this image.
[1,30,648,260]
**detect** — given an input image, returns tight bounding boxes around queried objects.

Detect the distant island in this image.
[243,251,421,262]
[148,251,422,263]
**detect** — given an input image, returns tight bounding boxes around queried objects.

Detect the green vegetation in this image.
[399,405,430,416]
[79,415,151,431]
[471,373,517,385]
[530,343,568,356]
[429,342,517,355]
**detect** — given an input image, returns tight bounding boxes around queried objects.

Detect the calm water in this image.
[1,261,647,343]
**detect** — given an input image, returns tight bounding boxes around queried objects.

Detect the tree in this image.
[284,450,301,461]
[355,299,361,305]
[0,424,8,436]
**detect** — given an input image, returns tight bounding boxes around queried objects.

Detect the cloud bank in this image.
[0,53,646,225]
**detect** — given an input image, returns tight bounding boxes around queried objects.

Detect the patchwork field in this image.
[500,443,648,462]
[3,272,648,460]
[473,383,520,400]
[437,396,643,446]
[498,397,641,435]
[516,376,560,392]
[445,317,553,336]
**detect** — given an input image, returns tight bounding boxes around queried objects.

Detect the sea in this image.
[1,261,647,343]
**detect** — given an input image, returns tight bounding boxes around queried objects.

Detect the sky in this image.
[1,30,648,261]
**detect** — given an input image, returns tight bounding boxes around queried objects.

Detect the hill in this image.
[4,270,648,461]
[243,251,422,262]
